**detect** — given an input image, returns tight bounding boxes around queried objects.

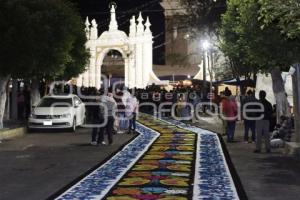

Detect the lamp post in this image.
[202,40,211,99]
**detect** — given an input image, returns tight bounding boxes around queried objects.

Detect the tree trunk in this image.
[0,76,10,129]
[271,68,290,123]
[292,64,300,142]
[11,79,18,120]
[31,79,40,107]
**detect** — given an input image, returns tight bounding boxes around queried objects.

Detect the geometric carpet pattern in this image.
[104,115,197,200]
[54,114,239,200]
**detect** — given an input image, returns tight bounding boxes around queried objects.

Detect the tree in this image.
[259,0,300,139]
[220,0,300,121]
[219,0,259,94]
[259,0,300,39]
[180,0,227,32]
[180,0,248,91]
[0,0,88,128]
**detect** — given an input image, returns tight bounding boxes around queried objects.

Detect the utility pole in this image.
[203,52,207,93]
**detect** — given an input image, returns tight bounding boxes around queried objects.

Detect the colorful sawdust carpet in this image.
[53,114,239,200]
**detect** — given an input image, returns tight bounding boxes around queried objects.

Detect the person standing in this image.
[126,92,139,134]
[176,94,185,118]
[242,90,258,143]
[99,92,117,145]
[90,96,103,146]
[115,90,127,133]
[222,90,238,143]
[254,90,273,153]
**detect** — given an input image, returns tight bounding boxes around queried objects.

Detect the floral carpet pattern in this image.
[54,115,239,200]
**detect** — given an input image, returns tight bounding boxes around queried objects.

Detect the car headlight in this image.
[61,113,71,118]
[29,113,36,119]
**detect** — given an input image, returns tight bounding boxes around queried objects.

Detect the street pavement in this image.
[192,116,300,200]
[2,116,300,200]
[0,128,136,200]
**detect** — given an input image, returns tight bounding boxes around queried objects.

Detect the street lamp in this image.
[201,40,211,98]
[201,39,215,110]
[202,40,211,51]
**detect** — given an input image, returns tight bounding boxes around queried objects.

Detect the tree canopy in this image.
[0,0,89,80]
[180,0,227,32]
[259,0,300,39]
[220,0,300,73]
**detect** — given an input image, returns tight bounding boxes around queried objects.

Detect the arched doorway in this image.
[76,4,165,89]
[101,50,125,88]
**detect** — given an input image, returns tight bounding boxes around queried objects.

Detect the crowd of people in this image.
[13,82,294,151]
[87,88,139,146]
[220,88,293,153]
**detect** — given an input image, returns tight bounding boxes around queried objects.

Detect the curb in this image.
[0,127,26,140]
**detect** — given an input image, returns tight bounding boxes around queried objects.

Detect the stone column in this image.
[124,57,129,88]
[136,13,145,88]
[76,74,83,88]
[89,48,96,87]
[143,17,153,88]
[129,16,137,89]
[95,54,102,90]
[83,69,89,88]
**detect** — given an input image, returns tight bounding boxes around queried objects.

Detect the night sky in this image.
[70,0,165,64]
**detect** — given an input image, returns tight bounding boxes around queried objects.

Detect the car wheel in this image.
[80,116,86,128]
[69,117,76,133]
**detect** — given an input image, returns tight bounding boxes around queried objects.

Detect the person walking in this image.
[222,90,238,143]
[242,90,258,143]
[254,90,273,153]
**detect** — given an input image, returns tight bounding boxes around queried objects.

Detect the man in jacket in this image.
[99,92,117,145]
[242,90,259,143]
[90,96,103,146]
[254,90,273,153]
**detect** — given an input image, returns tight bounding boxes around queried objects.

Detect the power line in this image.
[82,8,186,15]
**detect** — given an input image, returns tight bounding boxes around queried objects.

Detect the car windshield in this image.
[38,97,73,107]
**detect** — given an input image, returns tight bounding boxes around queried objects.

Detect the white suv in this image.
[28,94,86,132]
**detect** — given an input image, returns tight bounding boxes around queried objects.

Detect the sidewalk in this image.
[0,120,26,141]
[191,116,300,200]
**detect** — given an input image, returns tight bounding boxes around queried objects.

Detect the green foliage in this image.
[219,0,256,78]
[180,0,227,32]
[259,0,300,39]
[212,51,234,80]
[220,0,300,73]
[0,0,88,80]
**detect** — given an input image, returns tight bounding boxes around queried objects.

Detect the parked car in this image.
[28,94,86,132]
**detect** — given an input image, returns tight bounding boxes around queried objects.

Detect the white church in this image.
[76,4,164,89]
